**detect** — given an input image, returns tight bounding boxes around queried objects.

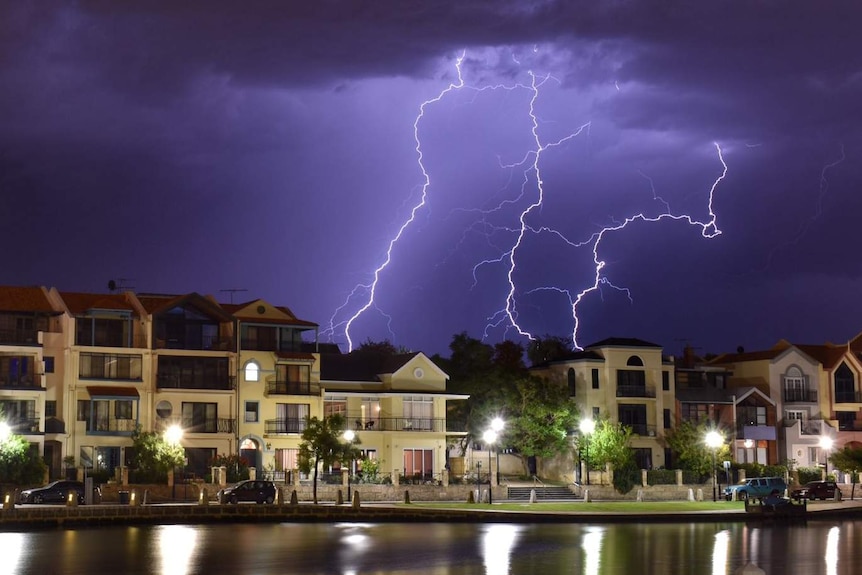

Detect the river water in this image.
[1,520,859,574]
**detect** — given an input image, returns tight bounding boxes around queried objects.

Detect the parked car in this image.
[19,480,88,504]
[217,480,277,504]
[791,480,842,501]
[724,476,787,501]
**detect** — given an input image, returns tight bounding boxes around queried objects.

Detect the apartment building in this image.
[532,337,675,470]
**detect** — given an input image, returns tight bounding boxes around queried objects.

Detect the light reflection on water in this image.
[0,520,859,574]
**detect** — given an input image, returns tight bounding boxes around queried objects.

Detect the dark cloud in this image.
[1,1,861,356]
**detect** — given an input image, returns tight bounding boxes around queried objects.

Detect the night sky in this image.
[3,2,861,357]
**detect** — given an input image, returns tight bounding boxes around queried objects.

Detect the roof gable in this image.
[585,337,663,350]
[0,286,55,313]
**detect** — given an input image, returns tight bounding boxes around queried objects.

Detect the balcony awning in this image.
[741,425,776,441]
[86,386,140,398]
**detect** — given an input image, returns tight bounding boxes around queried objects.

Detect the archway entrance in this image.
[240,437,261,473]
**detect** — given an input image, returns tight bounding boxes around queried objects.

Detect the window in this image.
[837,411,856,431]
[79,353,142,380]
[275,448,300,472]
[592,406,600,419]
[114,400,133,420]
[682,403,709,423]
[662,371,669,391]
[663,408,671,429]
[45,400,57,417]
[591,369,599,389]
[626,355,644,366]
[404,396,434,430]
[403,448,433,478]
[619,404,648,435]
[77,400,91,422]
[567,368,576,397]
[245,401,259,423]
[44,357,54,373]
[617,370,646,387]
[275,403,309,433]
[244,361,260,382]
[835,363,856,403]
[182,402,218,433]
[785,410,805,422]
[324,396,347,417]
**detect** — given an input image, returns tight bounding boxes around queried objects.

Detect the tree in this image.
[128,428,185,483]
[829,446,862,500]
[506,376,579,475]
[582,419,633,486]
[355,338,401,357]
[527,335,573,367]
[0,431,47,485]
[297,414,357,504]
[665,421,731,480]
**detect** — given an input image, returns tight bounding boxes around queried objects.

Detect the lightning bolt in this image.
[331,49,731,353]
[330,52,467,351]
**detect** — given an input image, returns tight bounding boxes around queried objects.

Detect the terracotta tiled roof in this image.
[707,348,785,364]
[794,344,847,370]
[0,286,55,312]
[59,291,137,314]
[86,385,140,397]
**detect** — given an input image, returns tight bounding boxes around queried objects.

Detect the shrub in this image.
[646,469,676,485]
[613,457,640,494]
[797,466,822,484]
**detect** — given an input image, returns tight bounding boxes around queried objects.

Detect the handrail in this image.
[532,475,545,488]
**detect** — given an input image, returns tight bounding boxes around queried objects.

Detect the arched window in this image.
[567,368,576,397]
[626,355,644,367]
[835,363,855,403]
[244,360,260,382]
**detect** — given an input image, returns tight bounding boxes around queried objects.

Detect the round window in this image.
[156,400,173,418]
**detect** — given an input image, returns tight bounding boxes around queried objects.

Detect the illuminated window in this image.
[244,360,260,382]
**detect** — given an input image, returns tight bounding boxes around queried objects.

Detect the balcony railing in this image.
[75,333,148,349]
[265,418,307,435]
[783,388,818,403]
[154,417,235,434]
[156,373,236,391]
[0,374,44,390]
[154,335,234,351]
[241,340,305,353]
[265,380,319,396]
[347,417,447,433]
[626,423,657,437]
[7,417,41,434]
[616,385,656,398]
[0,328,41,346]
[835,391,862,404]
[784,418,824,435]
[87,418,137,436]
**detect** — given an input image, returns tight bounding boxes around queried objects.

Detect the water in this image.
[1,520,860,574]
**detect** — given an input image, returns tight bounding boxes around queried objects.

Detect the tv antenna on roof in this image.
[219,288,248,304]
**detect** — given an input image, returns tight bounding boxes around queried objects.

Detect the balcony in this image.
[154,417,235,434]
[156,373,236,391]
[265,418,307,435]
[783,388,818,403]
[265,380,319,396]
[835,391,862,404]
[87,418,137,436]
[616,385,656,398]
[348,417,448,433]
[154,335,233,351]
[0,373,44,390]
[75,333,147,349]
[784,418,824,435]
[0,328,41,346]
[627,423,657,437]
[6,417,41,434]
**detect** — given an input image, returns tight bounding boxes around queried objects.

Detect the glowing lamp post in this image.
[579,418,596,486]
[165,424,183,500]
[491,417,504,485]
[820,436,834,478]
[483,428,497,504]
[705,430,723,502]
[343,429,356,503]
[0,421,10,443]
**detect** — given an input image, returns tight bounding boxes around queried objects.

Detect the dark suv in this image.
[19,480,87,504]
[791,480,842,501]
[217,480,277,504]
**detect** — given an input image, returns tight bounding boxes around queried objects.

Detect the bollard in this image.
[696,488,704,502]
[404,490,411,504]
[130,489,140,507]
[467,490,475,504]
[336,490,344,505]
[143,489,149,505]
[66,491,78,507]
[529,489,537,504]
[290,490,299,506]
[275,487,284,505]
[352,490,361,509]
[199,487,209,506]
[3,493,14,510]
[583,489,591,503]
[636,489,643,502]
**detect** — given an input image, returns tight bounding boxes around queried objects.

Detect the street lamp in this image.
[483,429,497,504]
[579,418,596,486]
[705,430,723,502]
[343,429,356,503]
[0,421,10,443]
[491,417,504,485]
[165,424,183,500]
[820,436,834,478]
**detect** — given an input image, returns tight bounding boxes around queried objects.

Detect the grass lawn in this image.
[404,500,746,513]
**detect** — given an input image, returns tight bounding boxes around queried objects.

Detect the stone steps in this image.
[506,486,579,501]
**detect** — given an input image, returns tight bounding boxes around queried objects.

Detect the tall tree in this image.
[128,428,186,483]
[582,419,633,476]
[298,414,354,504]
